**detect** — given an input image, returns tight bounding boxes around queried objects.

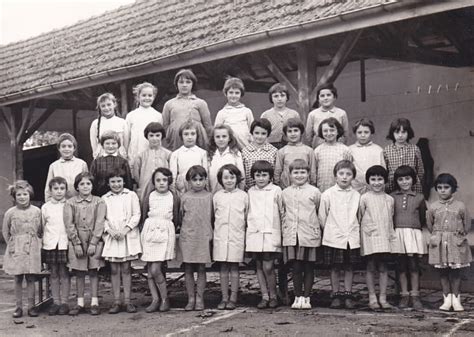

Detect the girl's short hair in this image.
[333,160,356,177]
[268,83,289,103]
[74,172,95,191]
[318,117,344,140]
[185,165,207,181]
[386,118,415,142]
[250,118,272,136]
[434,173,458,193]
[208,124,240,160]
[289,159,310,173]
[283,118,305,135]
[174,69,198,91]
[106,168,127,183]
[365,165,388,184]
[144,122,166,139]
[393,165,417,190]
[57,133,77,150]
[133,82,158,107]
[217,164,242,187]
[250,160,274,180]
[352,118,375,134]
[223,77,245,96]
[317,83,338,99]
[100,130,121,147]
[152,167,173,186]
[8,180,34,200]
[48,176,68,190]
[178,119,199,139]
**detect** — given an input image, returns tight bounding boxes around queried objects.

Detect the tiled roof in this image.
[0,0,395,100]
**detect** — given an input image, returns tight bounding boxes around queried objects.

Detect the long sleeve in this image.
[236,153,246,190]
[462,205,471,233]
[414,146,425,187]
[358,197,366,223]
[318,192,329,229]
[305,114,315,146]
[44,164,54,201]
[91,200,106,245]
[122,121,130,154]
[340,112,349,144]
[214,109,225,126]
[199,100,213,138]
[162,101,171,130]
[64,202,81,246]
[418,199,427,227]
[201,151,209,173]
[308,150,317,186]
[426,205,434,233]
[90,119,99,159]
[173,193,181,229]
[133,152,142,184]
[246,108,254,130]
[125,115,132,150]
[126,193,141,229]
[274,150,284,186]
[169,151,178,190]
[2,210,11,243]
[122,160,134,189]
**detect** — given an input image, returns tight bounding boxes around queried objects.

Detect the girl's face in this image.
[318,89,336,109]
[321,123,338,143]
[286,127,302,144]
[254,171,271,189]
[59,139,75,160]
[77,178,93,197]
[368,175,385,193]
[177,77,193,95]
[214,128,230,151]
[335,168,354,189]
[139,87,155,108]
[355,125,372,145]
[393,127,408,145]
[436,183,453,200]
[99,98,116,118]
[271,92,288,109]
[397,176,413,192]
[221,169,237,191]
[108,176,124,194]
[182,128,197,147]
[189,174,206,192]
[290,168,309,186]
[252,126,268,146]
[154,172,169,194]
[15,189,30,208]
[226,87,242,106]
[147,131,162,148]
[103,139,119,155]
[51,183,67,201]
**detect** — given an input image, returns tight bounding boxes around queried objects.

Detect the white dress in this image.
[141,191,176,262]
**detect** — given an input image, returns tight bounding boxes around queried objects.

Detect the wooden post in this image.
[120,82,129,117]
[296,42,317,122]
[360,59,366,102]
[10,105,23,180]
[72,108,79,138]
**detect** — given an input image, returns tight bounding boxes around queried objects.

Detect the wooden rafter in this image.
[296,42,317,121]
[20,105,57,144]
[0,107,12,137]
[17,100,36,144]
[262,52,298,100]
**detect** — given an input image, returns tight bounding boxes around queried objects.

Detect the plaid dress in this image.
[383,143,424,194]
[314,142,352,192]
[90,155,133,197]
[241,143,277,190]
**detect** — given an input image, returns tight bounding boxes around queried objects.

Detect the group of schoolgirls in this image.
[3,68,471,319]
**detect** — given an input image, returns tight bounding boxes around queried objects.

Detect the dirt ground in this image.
[0,269,473,337]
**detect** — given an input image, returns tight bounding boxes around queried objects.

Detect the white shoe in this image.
[291,296,302,309]
[439,293,452,311]
[452,294,464,312]
[300,297,312,310]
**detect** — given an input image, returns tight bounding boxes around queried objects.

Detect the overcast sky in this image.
[1,0,135,45]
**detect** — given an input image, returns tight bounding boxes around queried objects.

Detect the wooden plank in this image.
[316,29,363,89]
[17,101,36,144]
[120,82,129,117]
[20,106,57,144]
[0,107,12,137]
[262,53,298,100]
[296,42,317,122]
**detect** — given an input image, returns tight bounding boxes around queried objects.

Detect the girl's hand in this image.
[74,245,84,258]
[87,244,96,257]
[121,227,131,237]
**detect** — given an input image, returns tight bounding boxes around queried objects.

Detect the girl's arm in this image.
[426,205,434,233]
[64,202,82,247]
[357,197,366,223]
[123,160,134,190]
[162,101,171,130]
[305,113,315,146]
[169,151,178,191]
[340,111,350,144]
[2,210,12,243]
[236,152,246,190]
[418,198,427,228]
[414,146,425,188]
[276,189,284,226]
[318,193,329,229]
[133,153,142,187]
[202,150,209,173]
[122,120,130,152]
[172,193,181,230]
[92,200,106,245]
[214,109,224,126]
[308,149,317,186]
[89,119,99,159]
[461,204,471,234]
[44,164,54,202]
[274,150,284,186]
[198,100,213,138]
[246,108,254,131]
[125,193,141,230]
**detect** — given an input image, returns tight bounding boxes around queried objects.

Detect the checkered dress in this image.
[90,155,133,196]
[314,142,352,192]
[383,143,424,194]
[241,143,277,190]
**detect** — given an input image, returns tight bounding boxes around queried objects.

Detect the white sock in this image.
[91,297,99,306]
[77,297,84,307]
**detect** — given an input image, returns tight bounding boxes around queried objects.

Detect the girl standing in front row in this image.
[102,169,142,314]
[64,173,106,316]
[3,181,42,318]
[427,173,471,312]
[213,164,248,310]
[141,168,179,313]
[179,166,213,311]
[246,160,283,309]
[390,166,427,310]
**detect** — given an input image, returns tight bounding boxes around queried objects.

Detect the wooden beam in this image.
[315,29,363,91]
[20,105,57,144]
[296,42,317,122]
[10,106,23,180]
[17,100,36,144]
[262,53,298,100]
[360,59,366,102]
[17,98,95,111]
[120,82,129,117]
[0,107,12,137]
[72,108,79,138]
